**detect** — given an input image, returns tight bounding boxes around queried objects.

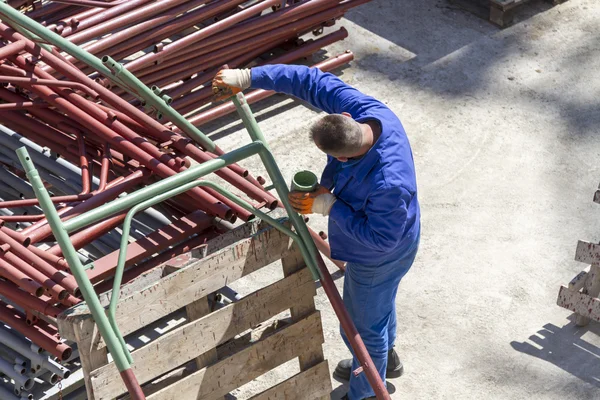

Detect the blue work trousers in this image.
[341,235,420,400]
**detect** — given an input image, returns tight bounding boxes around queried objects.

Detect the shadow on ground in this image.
[511,318,600,387]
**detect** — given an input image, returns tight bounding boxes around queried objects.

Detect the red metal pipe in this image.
[0,194,92,209]
[49,0,118,8]
[0,215,45,222]
[123,0,281,73]
[0,257,44,297]
[98,142,111,191]
[0,76,100,100]
[85,0,246,71]
[21,170,148,244]
[94,226,219,294]
[0,101,48,110]
[0,230,79,296]
[25,242,70,271]
[315,251,390,400]
[75,0,213,61]
[0,39,26,59]
[0,302,72,360]
[59,0,154,37]
[185,51,354,127]
[77,132,91,195]
[2,252,69,300]
[47,211,127,257]
[4,51,233,221]
[120,369,146,400]
[0,280,63,317]
[88,210,214,282]
[66,0,193,45]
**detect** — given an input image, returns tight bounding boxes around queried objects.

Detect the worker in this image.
[213,64,420,400]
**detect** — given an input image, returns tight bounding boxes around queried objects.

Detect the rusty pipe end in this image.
[58,289,69,301]
[60,347,72,362]
[34,286,44,297]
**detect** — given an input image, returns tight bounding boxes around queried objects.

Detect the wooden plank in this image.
[71,319,108,400]
[574,240,600,265]
[90,268,315,399]
[146,312,324,400]
[247,361,330,400]
[569,265,591,291]
[185,296,222,400]
[59,220,291,346]
[281,239,327,398]
[556,285,600,322]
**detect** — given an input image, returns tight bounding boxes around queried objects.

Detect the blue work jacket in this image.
[251,65,420,265]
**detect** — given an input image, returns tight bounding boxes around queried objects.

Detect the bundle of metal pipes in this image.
[0,0,365,397]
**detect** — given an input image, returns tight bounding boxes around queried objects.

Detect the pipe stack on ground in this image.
[0,0,363,397]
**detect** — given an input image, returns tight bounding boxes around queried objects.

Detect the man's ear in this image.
[341,112,352,118]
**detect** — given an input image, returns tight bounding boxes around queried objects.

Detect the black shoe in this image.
[333,348,404,382]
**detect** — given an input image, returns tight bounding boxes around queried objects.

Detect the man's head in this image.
[309,112,364,162]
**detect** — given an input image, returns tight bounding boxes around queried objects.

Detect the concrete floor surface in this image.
[205,0,600,398]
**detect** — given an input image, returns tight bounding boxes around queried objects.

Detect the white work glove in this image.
[212,68,251,100]
[313,192,337,216]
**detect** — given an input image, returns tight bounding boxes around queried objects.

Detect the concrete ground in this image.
[205,0,600,398]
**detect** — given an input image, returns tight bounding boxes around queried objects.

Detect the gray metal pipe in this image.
[0,326,71,379]
[0,383,19,400]
[0,357,33,390]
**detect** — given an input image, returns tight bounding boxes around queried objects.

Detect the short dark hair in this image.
[309,114,362,155]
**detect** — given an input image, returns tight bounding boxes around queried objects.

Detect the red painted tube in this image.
[0,76,100,100]
[98,143,111,191]
[5,53,232,221]
[0,257,44,297]
[0,302,72,360]
[0,228,69,271]
[120,369,146,400]
[309,227,345,272]
[77,132,91,195]
[74,0,213,60]
[59,0,154,37]
[66,0,193,45]
[0,230,79,296]
[315,252,390,400]
[185,51,354,127]
[94,227,219,294]
[2,252,68,300]
[88,210,213,282]
[0,215,45,222]
[89,0,247,71]
[21,170,148,244]
[0,280,63,317]
[0,101,48,110]
[0,194,92,209]
[47,211,127,257]
[123,0,281,72]
[49,0,118,8]
[0,39,26,59]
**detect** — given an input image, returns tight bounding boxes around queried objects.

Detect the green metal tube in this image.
[63,141,265,233]
[232,94,322,280]
[0,3,215,152]
[111,181,299,326]
[16,147,132,373]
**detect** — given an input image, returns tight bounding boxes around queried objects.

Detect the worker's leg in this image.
[340,240,419,399]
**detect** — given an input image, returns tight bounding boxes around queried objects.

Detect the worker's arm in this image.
[250,64,382,115]
[329,185,412,252]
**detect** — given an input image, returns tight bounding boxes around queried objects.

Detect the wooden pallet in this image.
[449,0,568,27]
[557,240,600,326]
[556,183,600,326]
[56,217,331,400]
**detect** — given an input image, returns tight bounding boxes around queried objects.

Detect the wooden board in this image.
[569,265,590,291]
[90,268,315,399]
[247,361,331,400]
[574,240,600,265]
[146,312,324,400]
[58,218,291,346]
[556,285,600,322]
